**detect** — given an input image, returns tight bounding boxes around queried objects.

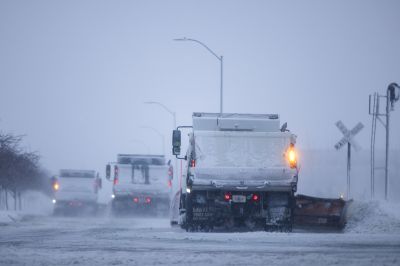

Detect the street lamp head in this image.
[143,101,176,118]
[173,37,187,41]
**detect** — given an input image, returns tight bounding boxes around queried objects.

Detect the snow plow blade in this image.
[294,194,351,229]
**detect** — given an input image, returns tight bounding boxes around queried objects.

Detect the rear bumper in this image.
[185,190,294,226]
[53,200,98,213]
[191,180,297,192]
[112,194,169,211]
[55,200,97,205]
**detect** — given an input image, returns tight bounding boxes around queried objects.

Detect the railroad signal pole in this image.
[369,82,400,200]
[334,121,364,199]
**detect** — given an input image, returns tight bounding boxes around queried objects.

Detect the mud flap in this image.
[265,193,293,231]
[294,194,351,229]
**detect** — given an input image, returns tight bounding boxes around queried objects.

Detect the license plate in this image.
[232,195,246,203]
[69,201,82,207]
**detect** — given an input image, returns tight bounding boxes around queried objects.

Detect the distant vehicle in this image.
[171,112,298,231]
[52,169,102,215]
[106,154,173,216]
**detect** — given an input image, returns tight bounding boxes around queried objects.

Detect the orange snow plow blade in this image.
[294,194,351,229]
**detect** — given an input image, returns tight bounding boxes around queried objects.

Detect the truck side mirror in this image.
[172,130,181,156]
[106,164,111,180]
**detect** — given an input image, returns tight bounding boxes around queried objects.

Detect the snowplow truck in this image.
[172,113,298,231]
[106,154,173,216]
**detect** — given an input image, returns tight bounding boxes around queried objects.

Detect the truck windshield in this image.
[59,171,95,178]
[194,131,289,168]
[117,164,167,186]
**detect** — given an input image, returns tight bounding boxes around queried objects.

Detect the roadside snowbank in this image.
[0,191,52,225]
[345,200,400,234]
[0,211,22,225]
[21,191,53,215]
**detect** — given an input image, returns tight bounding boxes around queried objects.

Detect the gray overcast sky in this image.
[0,0,399,175]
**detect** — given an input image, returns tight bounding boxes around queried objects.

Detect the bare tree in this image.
[0,132,47,210]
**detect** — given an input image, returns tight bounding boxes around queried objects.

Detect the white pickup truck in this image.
[52,169,101,215]
[106,154,173,216]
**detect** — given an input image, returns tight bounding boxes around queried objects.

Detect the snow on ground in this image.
[0,210,22,225]
[1,215,399,266]
[0,198,400,265]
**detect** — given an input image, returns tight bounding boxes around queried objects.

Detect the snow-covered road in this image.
[1,214,400,266]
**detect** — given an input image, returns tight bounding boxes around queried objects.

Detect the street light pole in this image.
[130,139,150,154]
[220,56,223,114]
[144,101,178,189]
[144,101,176,130]
[174,37,224,114]
[140,126,165,155]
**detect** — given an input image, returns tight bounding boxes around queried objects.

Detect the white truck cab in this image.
[106,154,173,216]
[52,169,101,215]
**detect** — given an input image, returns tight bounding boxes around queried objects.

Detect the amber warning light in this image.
[287,144,297,169]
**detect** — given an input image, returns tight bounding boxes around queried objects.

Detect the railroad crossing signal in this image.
[334,120,364,199]
[334,121,364,151]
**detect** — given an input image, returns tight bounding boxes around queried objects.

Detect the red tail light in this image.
[114,165,119,177]
[224,192,231,201]
[133,197,139,203]
[167,165,173,187]
[113,166,119,185]
[191,159,196,168]
[145,197,151,203]
[252,194,260,202]
[168,166,173,177]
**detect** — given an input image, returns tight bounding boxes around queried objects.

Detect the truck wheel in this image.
[185,193,194,231]
[285,223,293,232]
[91,204,99,216]
[111,202,120,216]
[53,208,62,216]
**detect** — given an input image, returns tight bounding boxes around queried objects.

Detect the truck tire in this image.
[184,193,194,232]
[111,201,120,216]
